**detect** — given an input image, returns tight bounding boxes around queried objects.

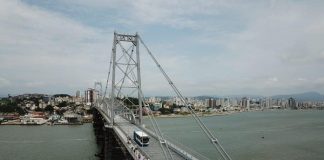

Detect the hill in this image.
[271,92,324,101]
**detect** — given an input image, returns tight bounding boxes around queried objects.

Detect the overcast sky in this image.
[1,0,324,97]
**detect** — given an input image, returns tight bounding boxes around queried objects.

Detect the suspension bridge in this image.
[92,32,232,160]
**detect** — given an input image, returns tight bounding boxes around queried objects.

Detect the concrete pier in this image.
[93,109,132,160]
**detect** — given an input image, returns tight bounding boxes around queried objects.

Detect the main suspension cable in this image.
[139,36,232,160]
[103,41,114,98]
[138,90,174,160]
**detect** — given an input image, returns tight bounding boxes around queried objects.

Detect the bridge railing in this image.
[112,121,152,160]
[140,126,203,160]
[95,101,207,160]
[163,135,211,160]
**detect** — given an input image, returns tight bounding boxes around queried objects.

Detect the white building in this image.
[85,88,99,105]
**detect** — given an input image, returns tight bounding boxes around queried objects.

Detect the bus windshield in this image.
[142,137,149,143]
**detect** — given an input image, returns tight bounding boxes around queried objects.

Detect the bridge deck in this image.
[114,115,184,160]
[96,104,200,160]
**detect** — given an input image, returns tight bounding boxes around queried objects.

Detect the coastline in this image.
[143,108,324,119]
[144,111,238,118]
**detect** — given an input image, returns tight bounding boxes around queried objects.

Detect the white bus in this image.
[133,130,150,146]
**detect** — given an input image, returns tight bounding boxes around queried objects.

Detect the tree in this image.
[158,107,173,115]
[45,105,54,114]
[58,101,68,108]
[34,107,44,112]
[0,101,26,115]
[86,107,95,115]
[56,109,66,115]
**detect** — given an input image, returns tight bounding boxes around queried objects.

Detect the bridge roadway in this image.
[95,105,199,160]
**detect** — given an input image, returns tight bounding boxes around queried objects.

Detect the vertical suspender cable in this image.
[139,36,232,160]
[139,90,175,160]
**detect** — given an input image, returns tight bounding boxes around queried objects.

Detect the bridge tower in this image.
[98,32,233,160]
[94,82,102,98]
[110,32,143,125]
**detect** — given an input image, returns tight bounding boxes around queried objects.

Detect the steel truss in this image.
[103,32,232,160]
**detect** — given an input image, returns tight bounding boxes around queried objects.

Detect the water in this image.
[146,110,324,160]
[1,111,323,160]
[0,124,98,160]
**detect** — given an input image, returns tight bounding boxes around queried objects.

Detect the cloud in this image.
[25,81,46,88]
[268,77,279,83]
[223,1,324,66]
[51,0,235,30]
[0,77,11,88]
[0,0,111,95]
[1,0,324,96]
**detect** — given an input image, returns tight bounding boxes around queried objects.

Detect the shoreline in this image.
[144,111,238,119]
[144,108,324,118]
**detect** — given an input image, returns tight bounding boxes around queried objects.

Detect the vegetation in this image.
[86,107,96,115]
[158,107,173,114]
[44,105,54,113]
[0,99,26,115]
[53,94,71,98]
[34,107,44,112]
[0,98,10,104]
[121,97,139,105]
[56,109,66,115]
[58,101,68,108]
[14,96,44,106]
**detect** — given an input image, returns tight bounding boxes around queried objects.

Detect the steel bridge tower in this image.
[110,32,143,125]
[100,32,232,160]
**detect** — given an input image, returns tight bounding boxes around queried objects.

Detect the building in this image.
[230,98,238,106]
[205,98,217,108]
[147,97,161,103]
[76,90,81,98]
[241,97,250,110]
[174,97,185,106]
[85,88,99,105]
[288,97,297,109]
[152,103,162,111]
[266,97,272,109]
[205,99,212,108]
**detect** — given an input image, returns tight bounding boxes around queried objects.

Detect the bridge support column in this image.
[93,109,105,159]
[93,108,133,160]
[104,125,132,160]
[104,126,113,160]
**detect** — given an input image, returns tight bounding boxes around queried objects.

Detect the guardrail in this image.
[112,121,151,160]
[140,126,200,160]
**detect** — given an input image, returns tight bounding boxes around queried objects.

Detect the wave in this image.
[0,140,45,144]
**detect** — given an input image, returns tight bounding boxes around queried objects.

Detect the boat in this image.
[21,116,47,125]
[58,118,68,124]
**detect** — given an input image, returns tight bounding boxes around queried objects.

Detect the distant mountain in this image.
[193,96,219,100]
[53,94,72,98]
[271,92,324,101]
[225,94,264,99]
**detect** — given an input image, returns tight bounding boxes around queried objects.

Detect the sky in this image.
[0,0,324,97]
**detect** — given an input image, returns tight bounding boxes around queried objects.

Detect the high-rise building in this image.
[76,90,81,98]
[266,97,272,108]
[205,98,217,108]
[85,88,99,105]
[231,98,238,106]
[241,97,250,110]
[174,97,185,106]
[205,98,212,108]
[288,97,297,109]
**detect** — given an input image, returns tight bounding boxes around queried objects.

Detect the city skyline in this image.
[3,91,324,101]
[1,0,324,96]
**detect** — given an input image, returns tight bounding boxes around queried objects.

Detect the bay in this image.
[0,124,98,160]
[1,110,324,160]
[147,110,324,160]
